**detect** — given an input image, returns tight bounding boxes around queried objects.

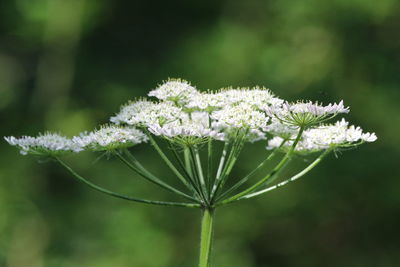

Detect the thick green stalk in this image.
[56,158,200,208]
[199,209,214,267]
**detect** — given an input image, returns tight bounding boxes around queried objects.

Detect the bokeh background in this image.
[1,0,399,266]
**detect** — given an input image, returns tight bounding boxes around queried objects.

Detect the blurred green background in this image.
[1,0,399,266]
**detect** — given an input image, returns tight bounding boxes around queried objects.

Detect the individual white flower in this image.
[267,119,377,153]
[5,133,82,156]
[73,125,148,151]
[110,99,185,127]
[148,78,201,106]
[265,100,349,127]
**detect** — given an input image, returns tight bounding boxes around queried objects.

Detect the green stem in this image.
[240,148,333,200]
[215,142,285,202]
[167,144,203,199]
[193,146,208,201]
[147,134,195,193]
[187,146,207,204]
[213,130,247,197]
[184,146,193,177]
[116,151,200,203]
[218,127,305,205]
[210,141,230,199]
[56,158,200,208]
[207,139,213,192]
[199,209,214,267]
[211,130,247,202]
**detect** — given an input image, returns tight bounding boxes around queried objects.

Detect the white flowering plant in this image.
[5,79,377,267]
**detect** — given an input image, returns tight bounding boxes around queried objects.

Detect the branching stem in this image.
[116,151,200,203]
[218,127,305,205]
[56,158,200,208]
[239,148,333,201]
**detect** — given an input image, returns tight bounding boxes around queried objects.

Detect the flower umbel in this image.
[267,119,377,153]
[5,133,82,156]
[72,125,148,152]
[148,78,200,106]
[5,78,377,267]
[265,100,349,127]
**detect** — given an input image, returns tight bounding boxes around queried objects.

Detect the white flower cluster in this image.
[148,79,200,106]
[73,125,148,151]
[5,78,377,156]
[211,102,269,130]
[282,100,349,116]
[110,100,185,127]
[5,133,82,156]
[265,100,349,126]
[148,111,225,144]
[267,119,377,153]
[109,78,377,148]
[112,80,287,143]
[5,126,148,156]
[186,87,283,111]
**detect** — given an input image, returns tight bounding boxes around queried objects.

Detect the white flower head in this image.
[211,102,269,131]
[267,119,377,153]
[148,111,225,145]
[218,87,284,108]
[148,78,200,106]
[187,87,283,112]
[265,100,349,127]
[186,91,227,111]
[5,133,82,156]
[110,99,185,127]
[73,125,148,152]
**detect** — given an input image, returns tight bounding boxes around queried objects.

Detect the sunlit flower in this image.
[148,112,225,145]
[187,87,283,111]
[265,100,349,127]
[148,78,200,106]
[267,119,377,153]
[110,99,185,127]
[211,102,269,131]
[73,125,148,151]
[4,133,81,156]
